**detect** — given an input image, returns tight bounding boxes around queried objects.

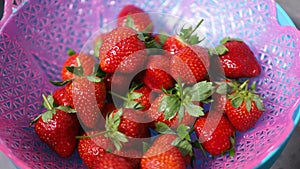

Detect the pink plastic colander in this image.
[0,0,300,169]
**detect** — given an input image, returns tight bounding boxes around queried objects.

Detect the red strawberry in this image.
[61,50,96,81]
[171,46,210,84]
[147,80,214,129]
[31,94,79,158]
[103,73,130,96]
[52,87,73,107]
[215,37,261,78]
[101,102,116,117]
[117,4,153,33]
[163,19,204,55]
[113,148,142,169]
[194,112,235,155]
[66,77,106,129]
[143,55,175,91]
[121,84,153,112]
[100,27,147,73]
[148,94,196,129]
[163,36,187,55]
[141,134,186,169]
[78,132,114,168]
[113,108,151,138]
[222,80,264,131]
[94,153,133,169]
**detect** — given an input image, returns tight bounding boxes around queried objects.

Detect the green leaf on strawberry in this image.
[104,109,128,151]
[179,19,204,45]
[155,122,194,157]
[158,77,214,122]
[155,122,176,135]
[30,94,76,125]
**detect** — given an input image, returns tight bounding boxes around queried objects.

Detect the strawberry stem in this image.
[67,49,76,56]
[184,19,204,40]
[76,131,109,139]
[42,94,53,110]
[239,80,249,91]
[109,91,129,101]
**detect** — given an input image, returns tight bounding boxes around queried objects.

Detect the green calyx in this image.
[94,38,103,58]
[179,19,205,45]
[215,37,243,55]
[104,109,128,151]
[225,80,264,112]
[109,83,145,110]
[158,77,214,122]
[125,15,161,49]
[50,58,105,86]
[155,122,194,156]
[67,49,76,56]
[29,94,76,126]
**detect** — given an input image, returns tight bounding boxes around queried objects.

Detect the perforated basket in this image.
[0,0,300,169]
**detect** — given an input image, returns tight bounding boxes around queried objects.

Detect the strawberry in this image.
[94,153,133,169]
[117,4,153,33]
[171,46,210,85]
[194,112,235,156]
[77,132,114,168]
[220,80,264,131]
[61,49,96,81]
[66,77,106,129]
[153,124,195,167]
[141,133,186,169]
[101,102,116,117]
[215,37,261,78]
[52,87,73,107]
[92,108,150,149]
[143,55,175,91]
[148,94,196,129]
[147,79,214,129]
[100,26,147,73]
[113,148,142,169]
[113,84,153,112]
[30,94,79,158]
[163,19,204,55]
[103,73,130,96]
[113,108,151,138]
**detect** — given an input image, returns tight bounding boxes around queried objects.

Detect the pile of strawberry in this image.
[30,4,264,169]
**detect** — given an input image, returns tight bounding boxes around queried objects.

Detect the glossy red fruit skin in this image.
[171,46,209,85]
[78,132,114,169]
[117,4,153,33]
[103,73,130,96]
[93,153,133,169]
[151,134,191,167]
[52,87,73,107]
[220,41,261,78]
[101,102,116,117]
[66,77,106,129]
[141,134,186,169]
[147,95,196,129]
[115,108,151,138]
[133,85,152,111]
[163,36,187,55]
[113,148,142,169]
[144,55,175,91]
[34,110,80,158]
[61,53,96,81]
[225,99,263,132]
[100,27,147,73]
[194,112,235,155]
